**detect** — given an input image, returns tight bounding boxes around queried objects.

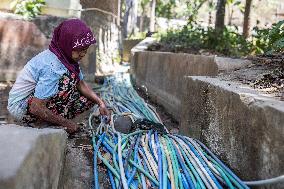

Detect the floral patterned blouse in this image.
[7,49,83,121]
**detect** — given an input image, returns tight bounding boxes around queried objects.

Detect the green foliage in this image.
[156,0,176,19]
[155,20,284,57]
[253,20,284,54]
[158,24,252,57]
[10,0,45,19]
[227,0,244,12]
[186,0,207,22]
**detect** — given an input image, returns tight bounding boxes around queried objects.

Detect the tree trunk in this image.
[228,4,234,25]
[140,13,145,32]
[149,0,156,32]
[122,0,138,38]
[243,0,253,38]
[215,0,226,30]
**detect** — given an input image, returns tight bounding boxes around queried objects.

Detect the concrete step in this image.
[0,124,67,189]
[180,76,284,188]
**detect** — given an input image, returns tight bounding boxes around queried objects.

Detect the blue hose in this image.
[194,139,249,189]
[93,133,106,189]
[155,132,164,189]
[127,135,141,186]
[108,169,116,189]
[172,141,195,189]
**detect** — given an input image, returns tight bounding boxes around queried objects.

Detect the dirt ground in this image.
[218,56,284,100]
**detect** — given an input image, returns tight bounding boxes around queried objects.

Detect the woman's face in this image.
[72,47,88,62]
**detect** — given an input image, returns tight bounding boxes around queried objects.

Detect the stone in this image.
[0,124,67,189]
[0,15,49,81]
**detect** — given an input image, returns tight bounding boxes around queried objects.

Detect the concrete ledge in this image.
[130,37,156,55]
[180,76,284,186]
[215,56,252,72]
[123,39,142,62]
[0,124,67,189]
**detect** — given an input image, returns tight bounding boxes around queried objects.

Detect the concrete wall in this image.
[180,76,284,188]
[131,50,217,121]
[42,0,82,18]
[0,124,67,189]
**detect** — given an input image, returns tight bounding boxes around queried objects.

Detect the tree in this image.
[186,0,207,23]
[156,0,176,20]
[207,0,215,25]
[122,0,138,38]
[215,0,227,30]
[149,0,156,32]
[227,0,244,25]
[243,0,253,38]
[139,0,150,32]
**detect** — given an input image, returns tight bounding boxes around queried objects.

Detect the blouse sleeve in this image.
[79,68,84,80]
[34,66,59,99]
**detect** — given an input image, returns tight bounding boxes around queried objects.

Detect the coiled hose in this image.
[89,74,261,189]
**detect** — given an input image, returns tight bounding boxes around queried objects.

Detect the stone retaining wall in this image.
[180,76,284,188]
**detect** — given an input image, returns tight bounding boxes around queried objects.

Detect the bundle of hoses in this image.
[89,74,249,189]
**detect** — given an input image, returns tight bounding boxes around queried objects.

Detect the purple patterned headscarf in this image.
[49,19,96,80]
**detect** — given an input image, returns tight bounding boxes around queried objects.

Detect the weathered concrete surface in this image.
[80,0,119,75]
[131,50,217,121]
[0,14,49,81]
[215,56,252,72]
[0,12,97,82]
[180,76,284,188]
[0,124,67,189]
[60,139,93,189]
[130,37,156,56]
[123,39,142,62]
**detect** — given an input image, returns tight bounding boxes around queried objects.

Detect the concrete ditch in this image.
[130,38,283,188]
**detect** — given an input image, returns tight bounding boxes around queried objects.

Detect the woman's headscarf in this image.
[49,19,96,80]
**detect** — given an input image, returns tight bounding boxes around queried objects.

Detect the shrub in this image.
[253,20,284,54]
[10,0,46,19]
[158,24,252,57]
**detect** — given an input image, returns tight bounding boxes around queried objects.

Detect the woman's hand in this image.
[77,80,111,123]
[99,103,110,123]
